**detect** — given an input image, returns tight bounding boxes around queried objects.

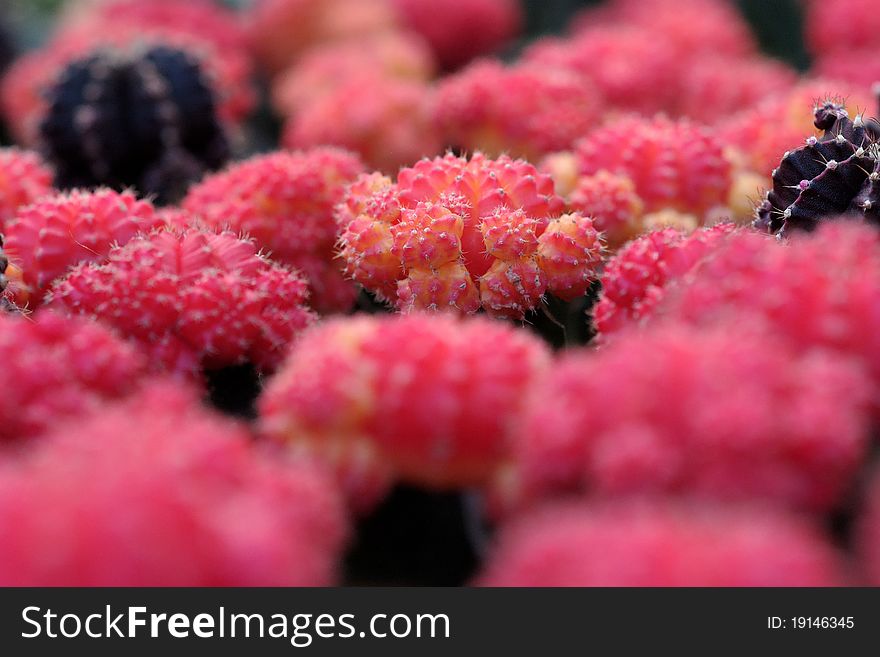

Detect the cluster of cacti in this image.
[3,0,880,591]
[3,189,163,306]
[0,382,348,586]
[46,229,317,381]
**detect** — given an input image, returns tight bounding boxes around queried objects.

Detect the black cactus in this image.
[756,99,880,236]
[39,45,230,205]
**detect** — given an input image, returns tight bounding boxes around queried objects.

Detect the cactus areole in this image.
[756,97,880,236]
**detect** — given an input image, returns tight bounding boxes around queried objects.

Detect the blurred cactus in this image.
[39,45,229,204]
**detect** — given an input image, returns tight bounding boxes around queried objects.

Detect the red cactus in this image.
[568,171,644,248]
[523,28,679,115]
[183,149,365,313]
[594,223,738,336]
[0,311,147,443]
[246,0,398,75]
[571,115,733,217]
[337,153,600,317]
[3,189,162,307]
[651,221,880,408]
[0,382,348,586]
[571,0,756,59]
[432,60,599,160]
[271,32,434,116]
[46,229,316,379]
[282,76,440,174]
[479,501,846,586]
[391,0,522,70]
[259,314,551,511]
[496,324,871,516]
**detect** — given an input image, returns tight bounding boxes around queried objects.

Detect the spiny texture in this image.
[271,32,434,115]
[571,115,733,218]
[40,46,229,204]
[1,0,254,147]
[282,76,440,174]
[0,383,348,586]
[571,0,756,60]
[0,312,148,443]
[755,101,880,235]
[651,222,880,404]
[535,214,604,301]
[496,325,871,516]
[0,234,7,299]
[3,189,162,306]
[0,238,16,312]
[594,224,738,336]
[259,314,551,511]
[523,28,679,115]
[391,0,522,70]
[0,12,12,76]
[183,149,365,314]
[568,171,644,248]
[46,229,316,380]
[478,502,845,586]
[0,149,53,232]
[336,153,600,318]
[247,0,398,75]
[432,60,599,161]
[719,79,874,177]
[857,468,880,585]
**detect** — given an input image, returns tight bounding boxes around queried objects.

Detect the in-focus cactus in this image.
[755,100,880,235]
[337,152,604,318]
[40,46,230,204]
[3,189,162,307]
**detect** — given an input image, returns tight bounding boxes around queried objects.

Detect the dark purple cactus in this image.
[756,99,880,236]
[39,45,229,205]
